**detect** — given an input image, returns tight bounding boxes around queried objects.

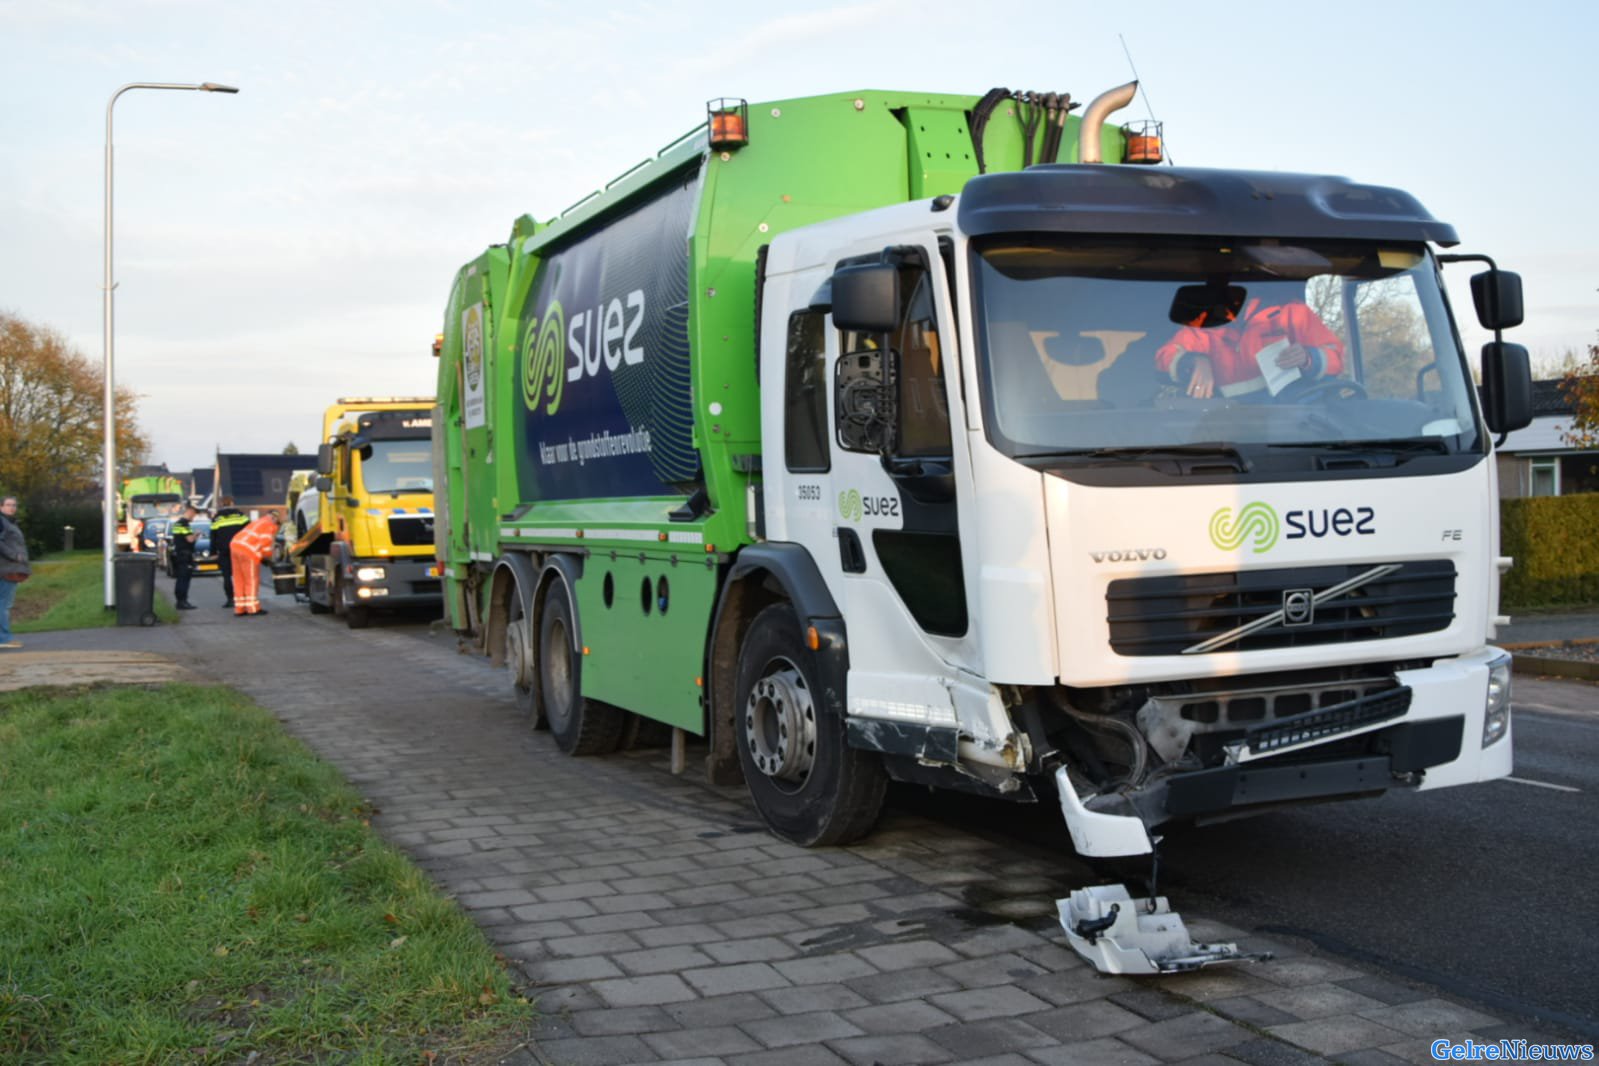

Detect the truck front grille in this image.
[1107,560,1455,656]
[388,515,435,547]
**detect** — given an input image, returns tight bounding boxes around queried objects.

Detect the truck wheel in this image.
[307,557,331,613]
[345,602,371,629]
[734,604,886,847]
[505,586,545,729]
[539,581,622,755]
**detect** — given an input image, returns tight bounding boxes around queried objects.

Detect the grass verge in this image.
[0,683,533,1063]
[13,550,177,633]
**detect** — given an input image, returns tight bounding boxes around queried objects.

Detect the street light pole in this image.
[103,81,239,610]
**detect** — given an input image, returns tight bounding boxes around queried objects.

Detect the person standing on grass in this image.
[230,509,281,617]
[0,495,32,649]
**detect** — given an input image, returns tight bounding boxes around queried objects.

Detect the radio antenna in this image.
[1119,34,1171,164]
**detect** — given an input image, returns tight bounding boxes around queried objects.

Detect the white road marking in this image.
[1503,776,1581,793]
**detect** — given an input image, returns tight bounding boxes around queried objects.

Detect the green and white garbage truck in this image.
[431,85,1533,861]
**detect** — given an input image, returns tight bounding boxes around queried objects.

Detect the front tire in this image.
[539,580,622,755]
[734,604,886,847]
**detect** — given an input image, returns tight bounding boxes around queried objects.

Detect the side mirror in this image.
[314,476,333,494]
[1470,270,1524,331]
[1480,341,1533,434]
[830,264,899,333]
[315,444,333,476]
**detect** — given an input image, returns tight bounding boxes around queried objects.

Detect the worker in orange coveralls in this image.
[230,509,281,617]
[1156,292,1344,400]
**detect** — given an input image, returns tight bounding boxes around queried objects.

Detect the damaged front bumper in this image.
[1055,647,1513,857]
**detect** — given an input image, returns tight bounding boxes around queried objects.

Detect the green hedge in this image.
[13,501,105,559]
[1500,494,1599,609]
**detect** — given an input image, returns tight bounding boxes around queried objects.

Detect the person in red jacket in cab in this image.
[1156,283,1345,400]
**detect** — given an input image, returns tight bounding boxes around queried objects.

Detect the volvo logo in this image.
[1183,564,1402,655]
[1283,588,1315,627]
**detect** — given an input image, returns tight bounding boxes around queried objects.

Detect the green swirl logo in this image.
[838,489,862,523]
[522,301,566,416]
[1209,502,1280,553]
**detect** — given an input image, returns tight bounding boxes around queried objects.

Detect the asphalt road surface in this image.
[1152,675,1599,1038]
[356,602,1599,1039]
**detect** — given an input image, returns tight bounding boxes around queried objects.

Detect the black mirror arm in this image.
[1436,253,1505,342]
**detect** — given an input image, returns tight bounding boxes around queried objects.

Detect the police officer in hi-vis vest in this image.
[169,504,200,610]
[209,496,249,607]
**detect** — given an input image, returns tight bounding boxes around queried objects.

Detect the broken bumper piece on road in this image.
[1057,883,1272,975]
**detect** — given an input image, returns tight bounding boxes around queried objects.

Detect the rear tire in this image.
[734,604,886,846]
[539,580,622,755]
[506,582,545,729]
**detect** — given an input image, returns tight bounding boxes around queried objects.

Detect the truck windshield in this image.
[357,439,433,494]
[972,237,1482,463]
[130,497,183,519]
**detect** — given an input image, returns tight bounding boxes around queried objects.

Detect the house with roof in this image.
[1493,379,1597,497]
[189,467,215,506]
[211,453,317,512]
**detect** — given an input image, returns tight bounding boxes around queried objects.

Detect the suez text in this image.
[568,291,646,381]
[1286,506,1376,539]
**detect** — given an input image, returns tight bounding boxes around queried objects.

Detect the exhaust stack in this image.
[1079,81,1139,164]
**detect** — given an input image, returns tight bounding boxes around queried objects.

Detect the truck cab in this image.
[756,165,1531,854]
[291,398,442,627]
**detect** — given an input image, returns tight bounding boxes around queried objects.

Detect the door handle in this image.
[837,527,867,573]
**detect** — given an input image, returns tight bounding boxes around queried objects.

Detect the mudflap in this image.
[1057,884,1272,976]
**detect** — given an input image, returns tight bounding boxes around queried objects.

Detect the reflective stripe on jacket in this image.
[232,516,279,562]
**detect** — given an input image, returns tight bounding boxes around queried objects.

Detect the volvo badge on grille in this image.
[1283,589,1315,626]
[1182,563,1402,655]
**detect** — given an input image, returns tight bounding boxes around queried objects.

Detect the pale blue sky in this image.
[2,0,1594,472]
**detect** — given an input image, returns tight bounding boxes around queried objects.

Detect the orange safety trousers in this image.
[231,517,278,615]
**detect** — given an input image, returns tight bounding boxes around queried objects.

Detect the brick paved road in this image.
[12,580,1579,1066]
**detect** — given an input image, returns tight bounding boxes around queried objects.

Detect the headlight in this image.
[354,566,386,583]
[1483,650,1512,748]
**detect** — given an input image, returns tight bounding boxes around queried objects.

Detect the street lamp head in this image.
[199,83,240,93]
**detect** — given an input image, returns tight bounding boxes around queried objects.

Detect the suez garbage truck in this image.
[118,473,185,551]
[431,87,1533,870]
[286,398,443,628]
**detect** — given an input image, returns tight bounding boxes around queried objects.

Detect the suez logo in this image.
[1207,501,1376,554]
[522,291,646,416]
[836,489,899,522]
[1091,502,1379,562]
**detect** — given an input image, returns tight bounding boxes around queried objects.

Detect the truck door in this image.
[772,242,978,721]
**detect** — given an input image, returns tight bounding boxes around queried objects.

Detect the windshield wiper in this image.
[1017,443,1251,472]
[1270,437,1453,455]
